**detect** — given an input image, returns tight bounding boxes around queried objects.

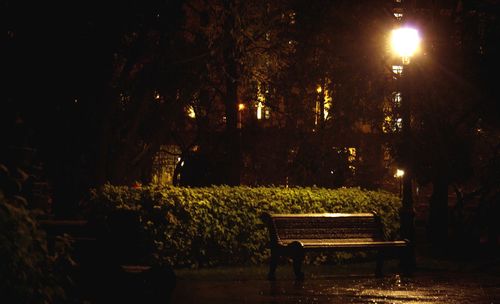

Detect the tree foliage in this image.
[0,191,67,303]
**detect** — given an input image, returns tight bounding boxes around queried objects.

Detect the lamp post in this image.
[390,26,421,272]
[395,169,405,198]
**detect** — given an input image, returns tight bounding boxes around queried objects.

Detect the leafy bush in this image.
[0,191,66,303]
[89,185,401,267]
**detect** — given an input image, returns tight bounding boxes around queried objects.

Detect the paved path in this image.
[171,270,500,303]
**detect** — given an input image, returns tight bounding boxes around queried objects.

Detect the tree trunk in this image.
[428,176,449,249]
[223,57,241,186]
[222,1,241,186]
[318,78,325,129]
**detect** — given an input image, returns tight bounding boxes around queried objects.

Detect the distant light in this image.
[187,106,196,118]
[393,13,403,20]
[391,27,421,59]
[392,65,403,76]
[396,117,403,129]
[155,93,161,100]
[392,92,402,105]
[395,169,405,178]
[74,98,78,103]
[316,85,322,93]
[256,102,263,120]
[265,108,270,119]
[238,103,245,111]
[348,147,356,163]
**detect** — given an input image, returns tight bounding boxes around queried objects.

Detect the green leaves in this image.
[91,185,401,268]
[0,192,66,303]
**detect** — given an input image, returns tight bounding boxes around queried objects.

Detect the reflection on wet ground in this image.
[172,271,500,303]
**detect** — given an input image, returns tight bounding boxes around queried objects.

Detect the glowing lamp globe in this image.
[391,27,421,58]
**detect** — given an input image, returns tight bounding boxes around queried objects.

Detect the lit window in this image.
[314,80,333,124]
[256,102,263,120]
[186,106,196,118]
[324,87,332,120]
[265,108,270,119]
[383,116,393,133]
[396,117,403,129]
[348,147,356,163]
[392,92,402,106]
[394,13,403,20]
[392,65,403,78]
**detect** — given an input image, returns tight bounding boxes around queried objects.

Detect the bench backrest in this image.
[263,213,384,243]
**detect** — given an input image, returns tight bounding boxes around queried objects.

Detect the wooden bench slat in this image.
[279,239,408,248]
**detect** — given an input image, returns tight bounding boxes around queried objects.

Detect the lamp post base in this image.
[399,207,416,273]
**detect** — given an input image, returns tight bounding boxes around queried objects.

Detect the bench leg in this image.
[268,250,279,281]
[289,241,305,280]
[292,254,304,280]
[400,246,414,276]
[376,250,384,277]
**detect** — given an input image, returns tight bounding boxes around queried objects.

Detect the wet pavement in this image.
[171,265,500,303]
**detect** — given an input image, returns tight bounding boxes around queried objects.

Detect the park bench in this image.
[262,212,411,280]
[40,212,175,302]
[38,219,96,257]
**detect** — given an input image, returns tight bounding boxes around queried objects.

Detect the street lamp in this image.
[390,27,421,64]
[394,169,405,198]
[237,103,245,129]
[390,26,421,273]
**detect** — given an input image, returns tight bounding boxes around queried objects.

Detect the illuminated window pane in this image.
[392,92,402,106]
[186,106,196,118]
[396,117,403,129]
[394,13,403,20]
[348,147,356,163]
[314,81,333,123]
[256,102,263,120]
[392,65,403,78]
[383,116,392,133]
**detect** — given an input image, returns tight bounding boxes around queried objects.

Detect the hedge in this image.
[89,185,402,268]
[0,191,66,303]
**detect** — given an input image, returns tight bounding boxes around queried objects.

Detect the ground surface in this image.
[171,259,500,304]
